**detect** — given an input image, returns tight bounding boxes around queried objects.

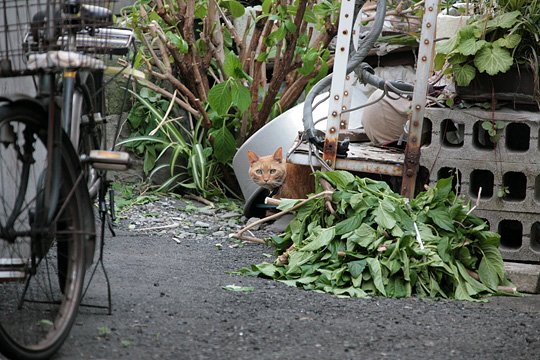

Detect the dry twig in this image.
[185,194,215,208]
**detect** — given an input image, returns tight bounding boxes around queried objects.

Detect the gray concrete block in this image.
[422,158,540,214]
[475,209,540,263]
[420,107,540,265]
[424,107,540,164]
[504,262,540,294]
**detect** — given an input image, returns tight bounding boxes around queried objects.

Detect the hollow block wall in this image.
[421,107,540,263]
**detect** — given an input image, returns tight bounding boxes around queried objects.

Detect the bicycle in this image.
[0,1,133,359]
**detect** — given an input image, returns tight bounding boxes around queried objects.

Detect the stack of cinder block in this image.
[421,107,540,264]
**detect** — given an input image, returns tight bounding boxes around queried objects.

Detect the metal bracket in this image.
[322,0,356,169]
[400,0,440,198]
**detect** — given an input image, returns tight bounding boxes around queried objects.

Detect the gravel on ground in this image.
[52,195,540,360]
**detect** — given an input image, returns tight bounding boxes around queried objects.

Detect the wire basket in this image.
[0,0,133,77]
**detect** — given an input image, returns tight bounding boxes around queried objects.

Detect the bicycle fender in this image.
[0,95,47,114]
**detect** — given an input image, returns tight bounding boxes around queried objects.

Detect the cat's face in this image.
[247,147,287,190]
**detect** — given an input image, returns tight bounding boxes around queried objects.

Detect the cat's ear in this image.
[247,150,259,164]
[273,147,283,163]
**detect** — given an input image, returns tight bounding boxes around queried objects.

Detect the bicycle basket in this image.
[0,0,133,77]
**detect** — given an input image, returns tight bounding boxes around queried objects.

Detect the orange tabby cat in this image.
[247,147,315,199]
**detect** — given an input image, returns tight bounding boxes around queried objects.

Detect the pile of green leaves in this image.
[238,171,514,300]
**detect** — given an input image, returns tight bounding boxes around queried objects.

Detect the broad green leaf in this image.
[335,214,363,236]
[166,31,188,53]
[493,34,522,49]
[453,64,477,86]
[455,281,474,301]
[347,260,367,278]
[434,177,454,203]
[427,207,454,232]
[448,53,469,65]
[458,263,491,296]
[297,276,319,285]
[143,148,156,175]
[223,51,243,78]
[457,247,476,269]
[458,24,481,40]
[434,53,446,71]
[284,20,297,33]
[256,52,268,62]
[207,82,232,115]
[348,223,377,249]
[478,246,505,290]
[429,274,447,298]
[482,121,494,130]
[303,7,317,23]
[301,227,335,252]
[209,126,236,164]
[366,258,386,296]
[230,82,251,113]
[331,287,368,298]
[412,223,437,242]
[478,256,499,291]
[194,2,207,18]
[486,10,520,30]
[457,38,487,56]
[262,0,272,14]
[436,36,460,55]
[381,256,401,275]
[320,171,356,190]
[386,275,409,298]
[437,237,451,262]
[222,284,255,292]
[276,198,301,211]
[226,0,245,18]
[474,45,514,76]
[256,263,278,278]
[286,251,314,274]
[374,198,396,230]
[479,232,501,247]
[350,193,366,210]
[267,26,286,43]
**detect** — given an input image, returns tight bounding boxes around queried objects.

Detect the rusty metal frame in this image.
[322,0,356,169]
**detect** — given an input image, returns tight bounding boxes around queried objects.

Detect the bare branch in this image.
[253,1,308,135]
[213,0,244,53]
[207,0,225,66]
[229,190,334,242]
[137,79,199,117]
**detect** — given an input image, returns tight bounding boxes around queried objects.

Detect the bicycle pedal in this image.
[84,150,131,171]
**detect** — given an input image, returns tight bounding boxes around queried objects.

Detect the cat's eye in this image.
[255,169,263,175]
[269,169,277,174]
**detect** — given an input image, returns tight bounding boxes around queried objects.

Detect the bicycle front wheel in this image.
[0,103,92,360]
